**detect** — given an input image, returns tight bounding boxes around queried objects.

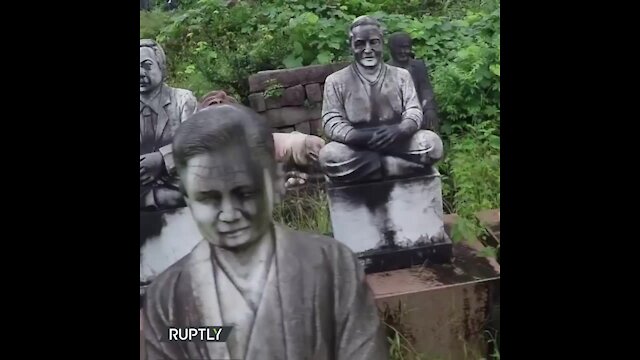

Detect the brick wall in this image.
[246,62,349,136]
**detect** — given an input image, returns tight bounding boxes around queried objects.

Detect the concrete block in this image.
[248,93,266,112]
[305,83,323,103]
[262,105,321,128]
[294,121,311,134]
[248,62,349,93]
[327,172,451,272]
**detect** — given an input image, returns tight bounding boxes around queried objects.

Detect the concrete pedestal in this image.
[327,173,452,273]
[367,216,500,360]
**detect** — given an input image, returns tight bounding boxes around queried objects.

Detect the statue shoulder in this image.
[325,65,352,86]
[411,59,429,73]
[389,65,413,82]
[171,87,197,104]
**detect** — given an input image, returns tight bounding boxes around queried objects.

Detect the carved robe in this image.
[142,224,388,360]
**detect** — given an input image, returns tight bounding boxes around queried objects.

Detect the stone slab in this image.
[265,84,307,109]
[294,120,311,134]
[309,118,322,136]
[261,105,321,128]
[326,173,450,271]
[249,62,349,93]
[278,126,295,133]
[305,83,323,103]
[248,93,266,113]
[367,240,500,360]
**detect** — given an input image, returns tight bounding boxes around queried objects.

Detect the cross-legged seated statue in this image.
[319,16,443,184]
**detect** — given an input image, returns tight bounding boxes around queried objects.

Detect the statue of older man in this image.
[140,39,197,211]
[319,16,443,184]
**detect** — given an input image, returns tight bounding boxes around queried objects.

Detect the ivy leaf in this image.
[283,54,303,69]
[317,51,333,64]
[293,42,304,56]
[490,64,500,76]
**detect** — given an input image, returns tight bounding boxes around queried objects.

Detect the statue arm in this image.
[158,91,198,175]
[321,76,358,144]
[333,245,389,360]
[399,70,423,134]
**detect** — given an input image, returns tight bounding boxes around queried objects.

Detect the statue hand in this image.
[368,125,405,150]
[140,152,165,186]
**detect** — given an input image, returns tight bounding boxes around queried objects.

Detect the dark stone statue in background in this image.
[140,39,197,211]
[319,16,443,184]
[142,104,388,360]
[388,32,441,132]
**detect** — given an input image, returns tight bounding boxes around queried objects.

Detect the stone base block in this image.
[368,239,500,360]
[326,173,452,273]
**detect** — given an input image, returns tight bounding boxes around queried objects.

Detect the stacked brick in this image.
[247,62,349,136]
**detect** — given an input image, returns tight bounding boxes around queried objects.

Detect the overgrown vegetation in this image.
[142,2,499,357]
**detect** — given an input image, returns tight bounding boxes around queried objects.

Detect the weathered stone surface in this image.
[249,62,350,93]
[294,121,311,135]
[320,83,324,96]
[309,118,322,136]
[327,172,448,255]
[279,126,295,133]
[305,83,323,103]
[248,93,267,112]
[265,84,307,109]
[262,105,321,128]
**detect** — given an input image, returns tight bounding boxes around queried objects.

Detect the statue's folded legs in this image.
[319,129,443,183]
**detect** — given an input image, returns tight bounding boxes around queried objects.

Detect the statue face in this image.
[350,25,383,68]
[182,145,272,249]
[140,47,163,94]
[390,37,412,64]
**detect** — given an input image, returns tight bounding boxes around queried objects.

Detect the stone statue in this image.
[388,32,441,132]
[140,39,200,291]
[140,39,197,211]
[198,90,326,188]
[142,104,388,360]
[319,16,444,184]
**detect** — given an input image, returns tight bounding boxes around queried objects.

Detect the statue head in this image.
[140,39,167,94]
[349,16,384,69]
[173,104,281,250]
[197,90,238,111]
[389,32,413,66]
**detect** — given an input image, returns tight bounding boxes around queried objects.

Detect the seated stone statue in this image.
[140,39,197,211]
[388,32,441,132]
[319,16,443,184]
[142,104,388,360]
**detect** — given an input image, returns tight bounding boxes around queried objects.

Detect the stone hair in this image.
[388,32,412,47]
[173,104,276,179]
[140,39,167,77]
[348,15,384,40]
